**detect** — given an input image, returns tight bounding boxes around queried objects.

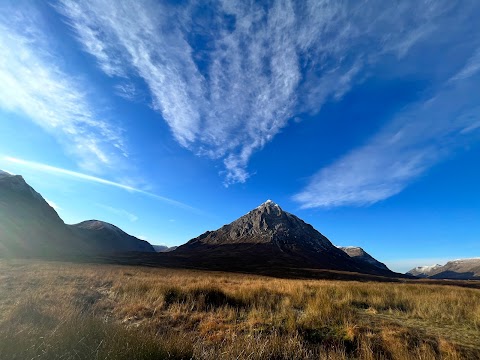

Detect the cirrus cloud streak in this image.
[0,4,128,175]
[55,0,459,184]
[2,156,200,212]
[294,56,480,208]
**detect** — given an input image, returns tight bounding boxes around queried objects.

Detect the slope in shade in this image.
[0,173,76,256]
[176,200,399,277]
[338,246,390,271]
[0,170,154,257]
[70,220,154,254]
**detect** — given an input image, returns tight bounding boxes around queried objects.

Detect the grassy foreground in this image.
[0,260,479,359]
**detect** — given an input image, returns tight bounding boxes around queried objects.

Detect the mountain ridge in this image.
[0,170,154,256]
[337,246,390,271]
[176,200,401,277]
[407,259,480,280]
[0,172,407,279]
[70,220,155,253]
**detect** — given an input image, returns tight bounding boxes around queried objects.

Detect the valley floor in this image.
[0,259,479,359]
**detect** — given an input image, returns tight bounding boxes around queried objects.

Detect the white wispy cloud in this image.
[96,203,138,222]
[2,156,200,212]
[0,3,127,174]
[294,49,480,208]
[450,48,480,82]
[56,0,204,148]
[55,0,456,184]
[114,82,146,103]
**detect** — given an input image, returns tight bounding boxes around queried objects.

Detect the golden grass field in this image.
[0,259,479,359]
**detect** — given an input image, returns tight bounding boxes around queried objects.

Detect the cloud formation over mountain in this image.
[56,0,479,191]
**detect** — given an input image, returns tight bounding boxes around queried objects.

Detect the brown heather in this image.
[0,259,479,359]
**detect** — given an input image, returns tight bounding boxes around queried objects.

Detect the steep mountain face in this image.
[71,220,155,253]
[176,200,397,276]
[407,264,443,278]
[408,260,480,280]
[186,200,333,250]
[0,170,10,178]
[0,170,154,257]
[338,246,390,271]
[0,172,78,256]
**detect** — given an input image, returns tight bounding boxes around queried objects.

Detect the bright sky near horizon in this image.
[1,0,479,273]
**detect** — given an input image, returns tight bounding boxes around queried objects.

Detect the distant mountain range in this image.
[407,259,480,280]
[152,245,178,252]
[2,170,477,281]
[0,171,411,278]
[0,170,154,256]
[407,264,443,278]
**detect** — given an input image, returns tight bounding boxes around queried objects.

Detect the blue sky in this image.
[1,0,479,272]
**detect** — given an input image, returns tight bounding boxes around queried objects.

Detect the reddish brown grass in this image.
[0,259,479,359]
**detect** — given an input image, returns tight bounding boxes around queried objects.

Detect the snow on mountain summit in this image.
[257,199,280,208]
[407,264,443,277]
[253,199,283,216]
[407,259,480,279]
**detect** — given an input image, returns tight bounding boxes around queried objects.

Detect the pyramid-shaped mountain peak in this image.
[175,200,401,276]
[176,201,396,275]
[255,199,283,216]
[181,201,335,251]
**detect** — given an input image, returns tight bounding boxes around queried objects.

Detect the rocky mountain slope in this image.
[408,260,480,280]
[0,170,154,256]
[338,246,390,271]
[175,200,399,277]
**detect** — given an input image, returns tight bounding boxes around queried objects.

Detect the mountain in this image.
[70,220,154,254]
[0,170,13,178]
[0,171,79,256]
[175,200,399,277]
[338,246,390,271]
[407,264,443,278]
[0,170,154,257]
[153,245,177,252]
[408,259,480,280]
